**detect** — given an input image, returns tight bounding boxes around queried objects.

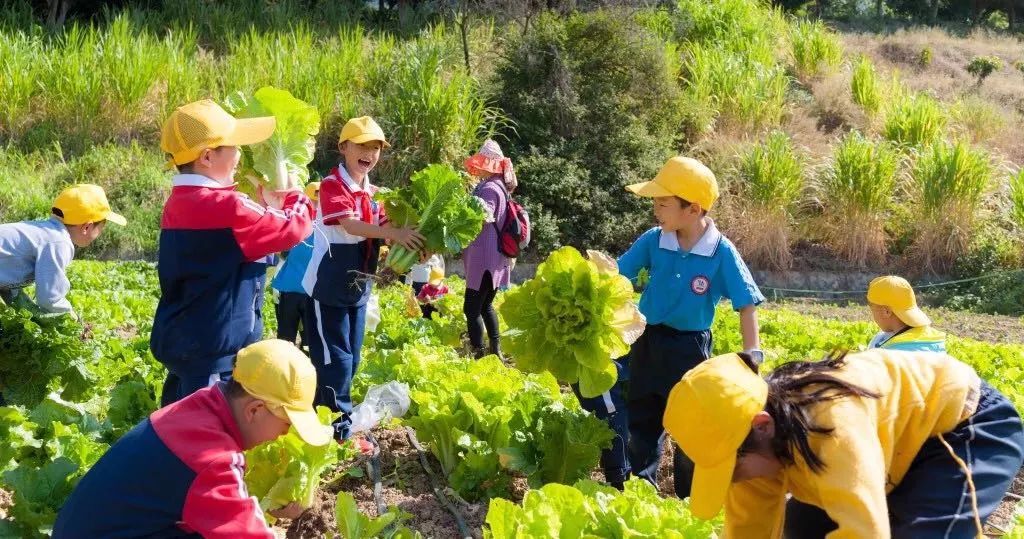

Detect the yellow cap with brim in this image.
[53,184,127,226]
[664,353,768,520]
[867,275,930,327]
[428,266,445,286]
[233,340,333,446]
[304,181,321,201]
[626,156,719,211]
[339,116,390,148]
[161,99,276,166]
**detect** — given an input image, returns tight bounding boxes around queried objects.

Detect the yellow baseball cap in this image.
[304,181,321,201]
[338,116,390,148]
[867,276,930,327]
[53,184,127,226]
[664,353,768,520]
[161,99,276,166]
[626,156,719,211]
[232,340,333,446]
[428,266,445,286]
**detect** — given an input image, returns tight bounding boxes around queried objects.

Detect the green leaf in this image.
[224,86,320,191]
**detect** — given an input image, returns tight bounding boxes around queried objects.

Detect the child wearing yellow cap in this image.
[664,350,1024,539]
[415,264,450,319]
[780,276,950,533]
[0,184,125,316]
[53,339,333,538]
[301,116,423,447]
[613,156,764,495]
[406,253,446,318]
[152,99,315,408]
[866,275,947,353]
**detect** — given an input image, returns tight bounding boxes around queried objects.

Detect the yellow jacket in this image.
[724,349,981,539]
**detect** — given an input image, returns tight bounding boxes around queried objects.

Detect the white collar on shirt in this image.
[172,174,235,189]
[336,164,373,194]
[658,218,722,257]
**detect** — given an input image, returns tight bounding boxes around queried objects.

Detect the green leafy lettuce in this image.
[484,478,722,539]
[224,86,320,191]
[378,164,485,274]
[499,247,638,397]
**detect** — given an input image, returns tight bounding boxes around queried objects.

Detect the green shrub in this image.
[816,131,900,267]
[851,55,882,116]
[673,0,788,134]
[494,11,684,254]
[966,55,1003,86]
[883,93,947,148]
[1009,168,1024,232]
[732,131,804,269]
[910,140,992,272]
[918,46,932,68]
[789,19,843,81]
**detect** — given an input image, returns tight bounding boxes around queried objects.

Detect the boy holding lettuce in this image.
[151,99,314,407]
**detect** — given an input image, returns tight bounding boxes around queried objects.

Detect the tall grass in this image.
[883,93,947,148]
[1010,169,1024,232]
[816,131,900,267]
[682,41,789,134]
[850,55,882,117]
[910,140,993,272]
[368,26,503,183]
[0,14,499,185]
[732,131,804,269]
[950,96,1006,143]
[789,19,843,82]
[675,0,788,134]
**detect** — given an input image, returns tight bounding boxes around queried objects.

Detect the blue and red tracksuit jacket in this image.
[150,174,313,377]
[52,384,274,538]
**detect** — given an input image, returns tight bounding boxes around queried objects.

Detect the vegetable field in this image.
[1,260,1023,537]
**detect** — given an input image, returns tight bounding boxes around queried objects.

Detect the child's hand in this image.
[258,185,285,210]
[268,502,304,520]
[391,227,425,252]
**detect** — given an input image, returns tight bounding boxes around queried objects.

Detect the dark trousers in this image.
[573,369,630,485]
[275,292,308,346]
[305,298,367,441]
[627,325,712,498]
[463,271,499,353]
[784,382,1024,538]
[411,282,436,319]
[160,370,232,408]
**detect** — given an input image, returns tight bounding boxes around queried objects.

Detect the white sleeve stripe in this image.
[230,453,275,535]
[239,198,268,215]
[321,210,356,220]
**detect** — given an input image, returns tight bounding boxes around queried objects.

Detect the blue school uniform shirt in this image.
[617,220,764,332]
[272,234,314,294]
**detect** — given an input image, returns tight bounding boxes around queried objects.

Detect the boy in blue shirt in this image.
[617,156,764,498]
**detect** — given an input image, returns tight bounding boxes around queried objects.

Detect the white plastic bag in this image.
[349,381,411,434]
[365,293,381,332]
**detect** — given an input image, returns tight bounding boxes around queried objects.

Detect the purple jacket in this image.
[463,176,511,291]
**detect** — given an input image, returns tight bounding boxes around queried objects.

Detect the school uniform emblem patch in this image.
[690,275,710,295]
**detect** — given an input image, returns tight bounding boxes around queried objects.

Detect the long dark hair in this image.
[737,351,881,473]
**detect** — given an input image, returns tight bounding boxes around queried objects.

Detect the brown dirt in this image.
[767,300,1024,344]
[985,468,1024,536]
[0,488,11,519]
[280,426,486,539]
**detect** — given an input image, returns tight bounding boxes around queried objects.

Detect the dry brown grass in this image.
[817,206,890,269]
[841,27,1024,163]
[728,204,796,270]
